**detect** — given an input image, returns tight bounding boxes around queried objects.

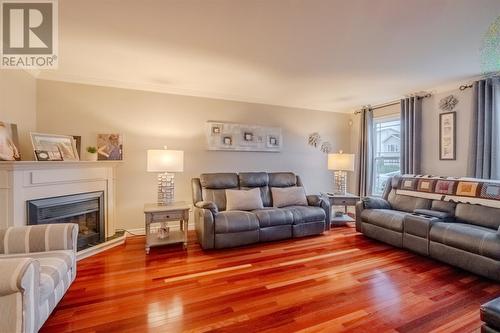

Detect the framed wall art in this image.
[206,121,282,152]
[439,112,456,160]
[97,134,123,160]
[30,133,80,161]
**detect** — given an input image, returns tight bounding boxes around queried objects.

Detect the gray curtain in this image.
[467,76,500,179]
[357,107,373,197]
[400,97,422,175]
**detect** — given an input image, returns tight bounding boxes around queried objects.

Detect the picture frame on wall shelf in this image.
[97,134,123,160]
[30,133,80,161]
[0,121,22,161]
[35,150,63,161]
[439,111,456,160]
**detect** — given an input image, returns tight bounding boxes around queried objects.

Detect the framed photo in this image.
[72,135,82,157]
[30,133,80,161]
[223,136,233,146]
[267,135,279,147]
[439,112,456,160]
[243,132,253,142]
[97,134,123,160]
[211,125,221,135]
[0,121,21,161]
[35,150,63,161]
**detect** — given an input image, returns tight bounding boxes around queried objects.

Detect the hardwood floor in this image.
[41,225,499,333]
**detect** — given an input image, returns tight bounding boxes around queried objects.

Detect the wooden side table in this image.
[324,193,360,226]
[144,202,190,254]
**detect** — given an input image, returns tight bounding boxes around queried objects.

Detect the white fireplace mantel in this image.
[0,161,120,238]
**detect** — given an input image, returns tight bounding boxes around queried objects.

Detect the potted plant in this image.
[86,146,98,161]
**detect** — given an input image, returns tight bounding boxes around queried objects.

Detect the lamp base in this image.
[334,170,347,195]
[157,172,175,205]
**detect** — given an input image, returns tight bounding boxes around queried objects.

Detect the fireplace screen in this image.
[27,192,105,251]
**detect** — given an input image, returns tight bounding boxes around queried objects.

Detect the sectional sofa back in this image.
[384,177,432,212]
[383,175,500,230]
[192,172,301,211]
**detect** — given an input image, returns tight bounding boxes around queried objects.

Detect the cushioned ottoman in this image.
[481,297,500,333]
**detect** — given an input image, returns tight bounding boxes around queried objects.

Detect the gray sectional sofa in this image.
[356,175,500,281]
[192,172,330,249]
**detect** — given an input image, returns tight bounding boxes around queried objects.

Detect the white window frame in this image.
[372,114,401,196]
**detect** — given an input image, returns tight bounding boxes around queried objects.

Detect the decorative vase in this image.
[86,152,98,161]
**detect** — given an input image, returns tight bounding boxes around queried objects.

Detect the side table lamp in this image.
[147,147,184,205]
[328,151,355,195]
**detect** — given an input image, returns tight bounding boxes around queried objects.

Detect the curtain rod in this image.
[459,72,500,91]
[353,93,431,115]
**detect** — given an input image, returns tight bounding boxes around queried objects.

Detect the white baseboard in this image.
[77,235,126,261]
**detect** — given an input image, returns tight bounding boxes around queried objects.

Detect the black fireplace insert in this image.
[27,192,105,251]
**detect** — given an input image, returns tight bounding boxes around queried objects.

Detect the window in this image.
[372,116,401,195]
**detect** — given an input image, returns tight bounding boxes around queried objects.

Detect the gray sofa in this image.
[356,176,500,281]
[192,172,330,249]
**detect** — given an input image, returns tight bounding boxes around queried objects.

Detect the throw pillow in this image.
[271,186,308,208]
[362,197,391,210]
[225,188,264,211]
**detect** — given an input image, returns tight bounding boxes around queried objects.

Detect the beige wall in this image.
[0,70,37,159]
[36,80,351,230]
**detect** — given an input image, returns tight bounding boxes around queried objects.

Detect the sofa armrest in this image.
[0,224,78,255]
[362,196,391,210]
[306,194,322,207]
[307,194,331,230]
[0,258,39,333]
[0,258,39,296]
[194,207,216,250]
[355,201,364,232]
[195,201,218,215]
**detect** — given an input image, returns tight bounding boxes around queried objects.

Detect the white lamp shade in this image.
[328,153,355,171]
[147,149,184,173]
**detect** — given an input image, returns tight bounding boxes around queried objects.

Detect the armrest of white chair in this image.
[0,257,40,333]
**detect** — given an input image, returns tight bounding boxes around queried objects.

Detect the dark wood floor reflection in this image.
[41,225,499,333]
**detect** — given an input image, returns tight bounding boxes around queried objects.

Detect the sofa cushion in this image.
[202,189,229,211]
[225,188,264,211]
[431,200,456,216]
[388,191,431,213]
[200,173,239,189]
[239,172,272,207]
[271,187,308,208]
[455,203,500,230]
[360,209,409,232]
[285,206,326,224]
[214,211,259,233]
[363,197,391,210]
[239,172,269,187]
[269,172,297,187]
[253,208,294,228]
[430,222,500,261]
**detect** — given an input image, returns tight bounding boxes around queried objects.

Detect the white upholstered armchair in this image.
[0,224,78,333]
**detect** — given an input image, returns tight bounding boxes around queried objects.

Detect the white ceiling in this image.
[36,0,500,113]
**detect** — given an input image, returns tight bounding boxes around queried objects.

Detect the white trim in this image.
[76,235,126,261]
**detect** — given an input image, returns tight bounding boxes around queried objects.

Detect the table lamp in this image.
[328,151,355,195]
[147,147,184,205]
